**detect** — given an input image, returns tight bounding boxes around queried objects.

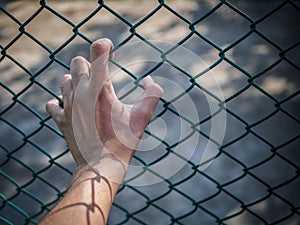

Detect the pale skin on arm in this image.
[40,38,163,225]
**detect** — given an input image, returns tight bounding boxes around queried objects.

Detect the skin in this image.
[40,38,163,225]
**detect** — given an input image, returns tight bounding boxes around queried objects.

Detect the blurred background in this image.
[0,0,299,224]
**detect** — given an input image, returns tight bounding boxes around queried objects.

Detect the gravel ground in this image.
[0,1,299,224]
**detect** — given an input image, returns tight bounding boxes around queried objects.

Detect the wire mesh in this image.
[1,0,300,224]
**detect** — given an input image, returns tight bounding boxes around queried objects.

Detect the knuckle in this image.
[71,56,86,65]
[61,74,72,83]
[91,38,112,51]
[45,101,52,113]
[45,100,57,113]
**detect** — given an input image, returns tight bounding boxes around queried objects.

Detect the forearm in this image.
[40,158,127,225]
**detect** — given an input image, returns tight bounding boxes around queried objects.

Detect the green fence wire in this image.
[1,0,300,224]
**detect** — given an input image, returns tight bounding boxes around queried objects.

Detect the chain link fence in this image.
[1,0,300,224]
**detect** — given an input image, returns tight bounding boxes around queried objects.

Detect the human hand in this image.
[46,38,163,181]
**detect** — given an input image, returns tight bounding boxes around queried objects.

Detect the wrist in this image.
[71,152,129,186]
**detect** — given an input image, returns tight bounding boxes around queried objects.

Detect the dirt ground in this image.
[0,1,300,224]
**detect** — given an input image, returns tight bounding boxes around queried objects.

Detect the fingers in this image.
[46,74,74,127]
[70,56,90,89]
[140,76,161,91]
[46,98,65,128]
[131,76,163,136]
[138,77,163,117]
[89,38,114,87]
[61,74,73,116]
[90,38,114,63]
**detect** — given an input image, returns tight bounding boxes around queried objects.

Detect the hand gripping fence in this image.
[0,0,300,224]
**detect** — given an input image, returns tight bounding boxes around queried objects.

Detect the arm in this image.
[40,38,163,225]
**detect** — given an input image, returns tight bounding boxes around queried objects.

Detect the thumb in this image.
[130,76,163,137]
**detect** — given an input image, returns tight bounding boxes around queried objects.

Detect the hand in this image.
[46,38,163,181]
